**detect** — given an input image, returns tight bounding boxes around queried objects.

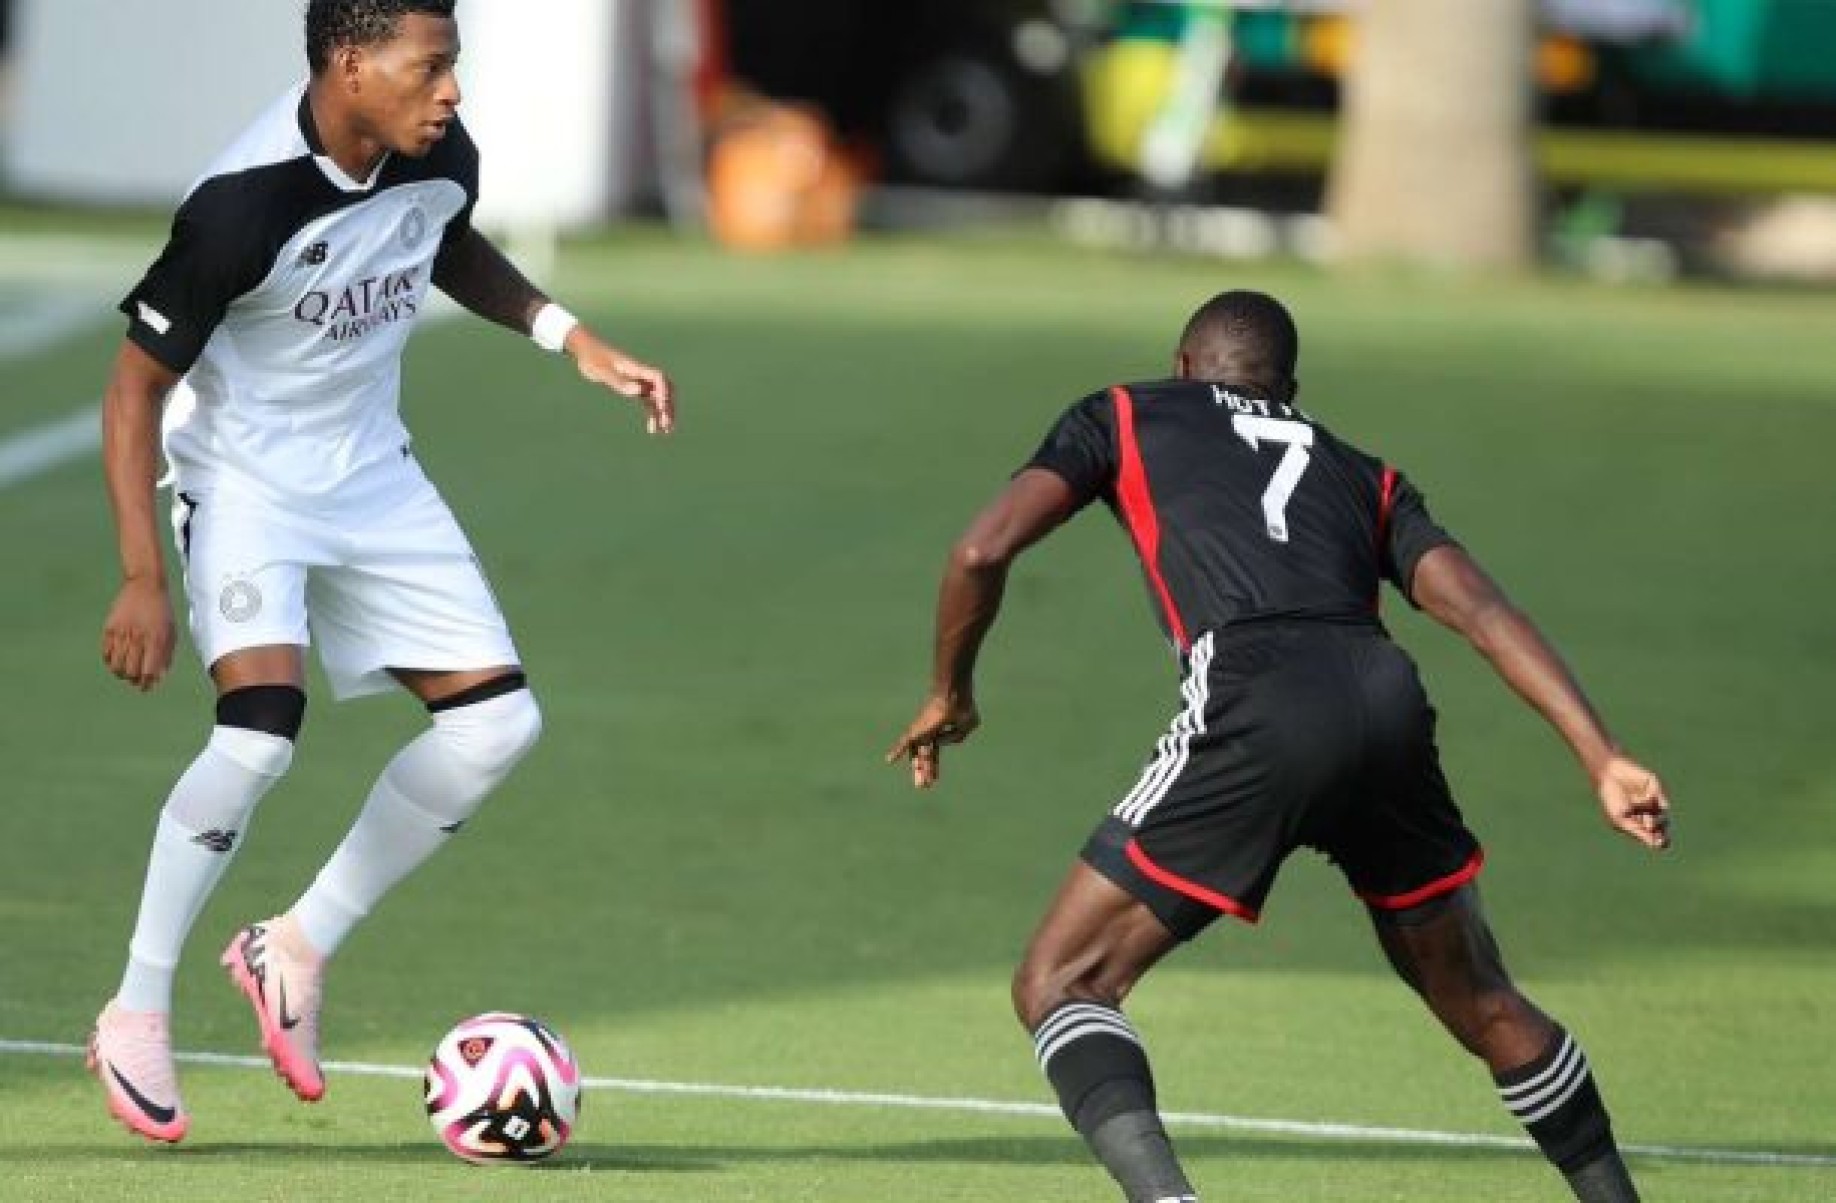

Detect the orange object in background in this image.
[1301,15,1595,95]
[707,99,861,252]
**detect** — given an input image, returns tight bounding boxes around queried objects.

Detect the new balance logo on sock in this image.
[1499,1032,1592,1124]
[191,829,238,853]
[1033,1001,1144,1069]
[438,820,465,834]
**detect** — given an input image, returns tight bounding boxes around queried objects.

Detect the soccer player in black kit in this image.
[889,291,1671,1203]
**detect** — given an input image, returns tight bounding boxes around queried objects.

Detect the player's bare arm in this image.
[1410,544,1672,850]
[100,341,182,692]
[432,227,675,434]
[888,467,1079,789]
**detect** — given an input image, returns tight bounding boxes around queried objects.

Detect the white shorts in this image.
[171,471,521,700]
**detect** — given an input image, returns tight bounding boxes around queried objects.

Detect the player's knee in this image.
[211,685,307,777]
[430,682,542,776]
[483,690,543,769]
[1463,988,1538,1050]
[1429,983,1533,1056]
[216,684,307,744]
[1012,957,1128,1032]
[1012,963,1065,1030]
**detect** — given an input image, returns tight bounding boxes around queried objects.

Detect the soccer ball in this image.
[423,1012,582,1164]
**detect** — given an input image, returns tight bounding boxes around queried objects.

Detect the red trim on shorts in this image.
[1374,465,1397,612]
[1357,847,1486,911]
[1111,387,1191,652]
[1125,838,1261,925]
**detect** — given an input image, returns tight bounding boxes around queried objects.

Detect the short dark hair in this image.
[305,0,457,74]
[1178,290,1300,395]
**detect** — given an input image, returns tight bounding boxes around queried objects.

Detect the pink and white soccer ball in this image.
[424,1012,582,1164]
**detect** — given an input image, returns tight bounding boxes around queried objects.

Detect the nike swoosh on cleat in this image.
[107,1063,177,1125]
[276,977,300,1031]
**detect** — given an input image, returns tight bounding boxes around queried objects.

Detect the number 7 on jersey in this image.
[1232,415,1314,543]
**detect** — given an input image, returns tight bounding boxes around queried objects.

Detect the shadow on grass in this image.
[14,1132,1836,1172]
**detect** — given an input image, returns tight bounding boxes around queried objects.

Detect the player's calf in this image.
[1015,866,1197,1203]
[1372,889,1641,1203]
[290,675,541,958]
[1032,1000,1197,1203]
[1495,1027,1641,1203]
[115,684,304,1017]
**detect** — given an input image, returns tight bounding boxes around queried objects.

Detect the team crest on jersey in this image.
[219,577,262,623]
[400,205,428,251]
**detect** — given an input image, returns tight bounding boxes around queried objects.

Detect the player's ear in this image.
[337,44,363,91]
[1174,350,1192,379]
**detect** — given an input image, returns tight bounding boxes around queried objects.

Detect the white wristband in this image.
[531,302,579,353]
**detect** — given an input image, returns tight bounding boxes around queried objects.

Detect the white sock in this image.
[116,727,294,1013]
[292,690,541,958]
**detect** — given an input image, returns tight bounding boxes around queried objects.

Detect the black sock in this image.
[1494,1028,1639,1203]
[1564,1152,1641,1203]
[1034,1002,1197,1203]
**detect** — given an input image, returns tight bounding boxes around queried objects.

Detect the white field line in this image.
[3,1038,1832,1170]
[0,300,469,492]
[0,294,108,358]
[0,403,101,489]
[0,288,108,489]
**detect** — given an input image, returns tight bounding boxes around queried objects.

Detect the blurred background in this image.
[2,7,1833,1201]
[6,0,1836,278]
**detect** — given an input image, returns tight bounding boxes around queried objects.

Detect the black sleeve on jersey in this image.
[437,119,482,251]
[1022,390,1116,507]
[1383,470,1459,604]
[118,178,274,376]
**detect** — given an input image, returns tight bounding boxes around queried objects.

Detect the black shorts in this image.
[1082,622,1483,940]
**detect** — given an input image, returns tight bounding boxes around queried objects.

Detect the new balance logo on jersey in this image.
[297,240,330,267]
[191,828,238,853]
[294,267,421,343]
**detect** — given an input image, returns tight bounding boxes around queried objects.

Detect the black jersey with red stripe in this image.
[1024,379,1456,653]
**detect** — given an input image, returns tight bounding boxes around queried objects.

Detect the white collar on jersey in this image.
[295,83,392,193]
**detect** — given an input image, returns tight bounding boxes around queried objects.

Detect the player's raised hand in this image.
[565,327,676,436]
[101,577,176,692]
[886,694,981,790]
[1593,754,1672,850]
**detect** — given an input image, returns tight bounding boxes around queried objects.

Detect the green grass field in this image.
[2,223,1833,1202]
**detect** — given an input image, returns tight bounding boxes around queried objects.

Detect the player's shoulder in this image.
[1112,377,1208,406]
[1297,407,1384,471]
[181,83,314,205]
[168,84,325,240]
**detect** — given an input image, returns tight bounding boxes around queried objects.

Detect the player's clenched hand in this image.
[102,577,176,692]
[886,694,981,790]
[1593,754,1672,850]
[565,327,676,436]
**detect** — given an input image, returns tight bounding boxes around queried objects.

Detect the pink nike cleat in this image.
[88,1001,190,1144]
[220,917,326,1102]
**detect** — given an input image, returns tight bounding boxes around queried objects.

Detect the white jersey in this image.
[121,82,480,510]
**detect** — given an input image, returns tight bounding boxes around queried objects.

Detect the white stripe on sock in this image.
[1036,1018,1144,1068]
[1500,1037,1582,1112]
[1033,1003,1139,1050]
[1499,1037,1594,1124]
[1499,1035,1576,1102]
[1515,1055,1593,1125]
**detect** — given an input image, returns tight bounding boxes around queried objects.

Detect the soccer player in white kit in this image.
[89,0,675,1143]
